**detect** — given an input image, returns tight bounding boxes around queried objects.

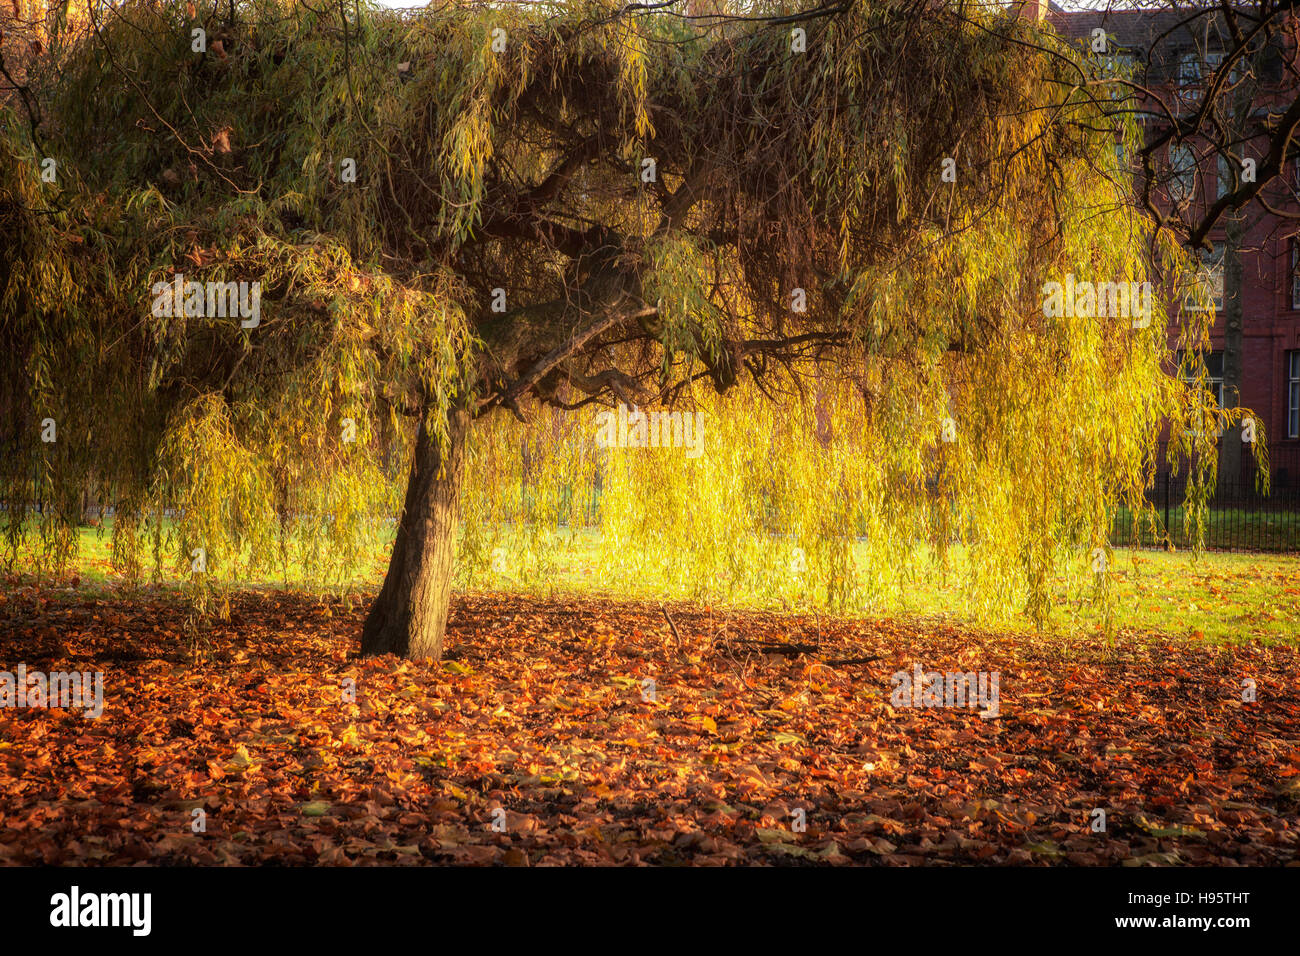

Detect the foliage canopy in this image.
[0,0,1234,630]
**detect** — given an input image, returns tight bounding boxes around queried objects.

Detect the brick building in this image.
[1043,2,1300,480]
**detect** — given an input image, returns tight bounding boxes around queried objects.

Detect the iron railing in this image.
[1110,441,1300,552]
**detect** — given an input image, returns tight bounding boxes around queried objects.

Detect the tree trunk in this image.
[1218,209,1244,498]
[361,406,468,660]
[1216,60,1258,498]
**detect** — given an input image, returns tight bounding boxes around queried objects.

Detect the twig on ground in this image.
[660,602,683,651]
[733,639,820,656]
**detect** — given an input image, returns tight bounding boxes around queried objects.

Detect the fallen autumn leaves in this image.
[1,588,1297,865]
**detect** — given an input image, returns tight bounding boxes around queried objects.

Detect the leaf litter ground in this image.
[1,587,1297,865]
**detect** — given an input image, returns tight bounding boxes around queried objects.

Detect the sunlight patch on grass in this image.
[5,519,1296,646]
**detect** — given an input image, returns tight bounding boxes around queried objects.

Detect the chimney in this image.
[685,0,728,16]
[1015,0,1049,23]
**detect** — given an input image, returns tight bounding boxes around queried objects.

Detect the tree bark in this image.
[1218,208,1244,497]
[361,406,468,660]
[1216,53,1260,498]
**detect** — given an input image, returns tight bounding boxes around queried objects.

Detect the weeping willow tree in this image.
[1,0,1232,659]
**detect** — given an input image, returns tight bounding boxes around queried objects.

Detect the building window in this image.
[1203,50,1222,68]
[1204,245,1224,311]
[1169,144,1196,203]
[1185,244,1223,313]
[1098,51,1136,100]
[1289,351,1300,439]
[1178,49,1237,108]
[1206,351,1225,408]
[1292,237,1300,310]
[1178,350,1225,408]
[1218,154,1233,198]
[1201,50,1239,84]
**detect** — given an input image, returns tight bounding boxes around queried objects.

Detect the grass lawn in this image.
[7,519,1297,647]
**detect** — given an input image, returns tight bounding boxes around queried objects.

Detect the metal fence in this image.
[1109,441,1300,552]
